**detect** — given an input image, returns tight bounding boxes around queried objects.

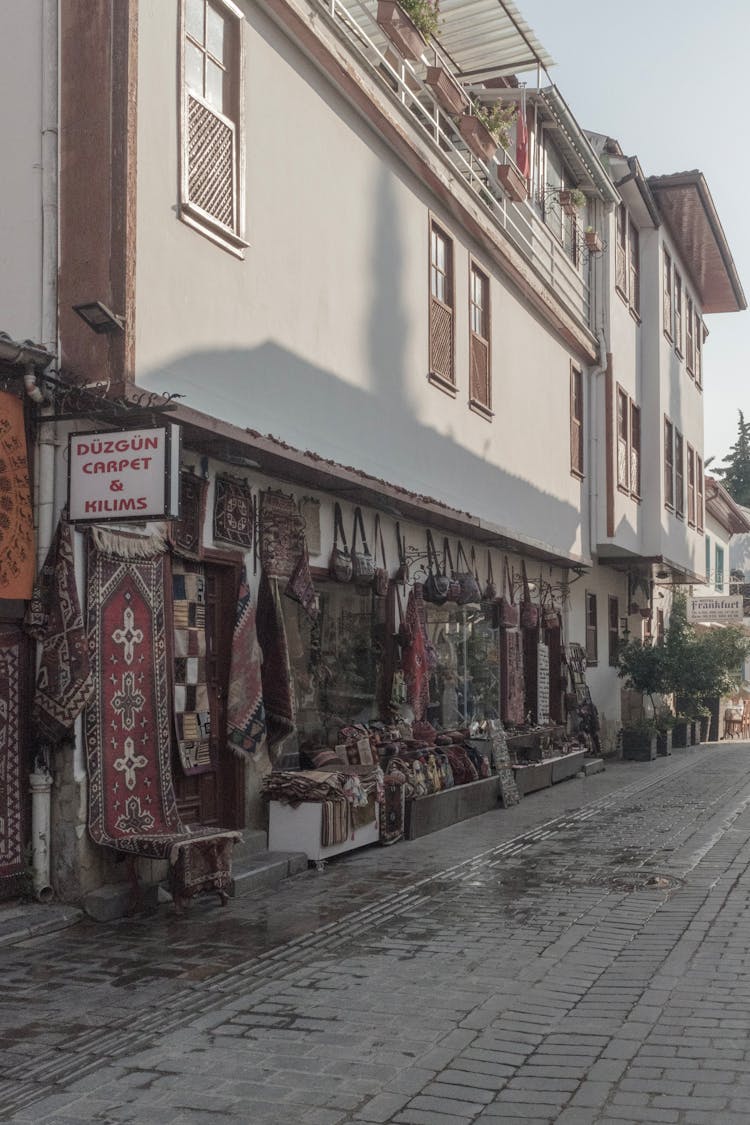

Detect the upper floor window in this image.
[469,263,491,415]
[686,295,695,374]
[695,313,703,389]
[687,444,696,526]
[674,430,684,517]
[429,221,455,388]
[570,366,584,478]
[617,388,629,492]
[615,206,640,316]
[705,535,712,583]
[663,249,673,339]
[615,204,627,295]
[585,591,598,665]
[608,596,620,667]
[696,456,704,532]
[628,224,640,315]
[674,270,683,355]
[180,0,246,254]
[664,417,674,508]
[716,544,725,592]
[630,403,641,498]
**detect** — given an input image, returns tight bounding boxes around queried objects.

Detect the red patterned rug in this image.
[0,628,25,888]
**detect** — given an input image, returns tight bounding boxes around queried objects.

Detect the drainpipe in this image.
[29,0,59,903]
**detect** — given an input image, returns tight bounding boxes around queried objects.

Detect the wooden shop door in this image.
[173,560,244,829]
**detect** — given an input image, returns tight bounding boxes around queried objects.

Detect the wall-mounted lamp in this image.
[73,301,125,334]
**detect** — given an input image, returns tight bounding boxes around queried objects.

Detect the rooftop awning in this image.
[648,172,746,314]
[433,0,554,79]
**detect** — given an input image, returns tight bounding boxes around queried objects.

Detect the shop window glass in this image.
[423,603,501,727]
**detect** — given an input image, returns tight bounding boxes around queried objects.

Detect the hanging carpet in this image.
[170,471,207,558]
[227,565,266,758]
[0,391,34,599]
[84,529,239,896]
[257,571,297,766]
[25,516,93,742]
[213,475,253,548]
[0,629,25,889]
[259,489,305,580]
[172,558,213,775]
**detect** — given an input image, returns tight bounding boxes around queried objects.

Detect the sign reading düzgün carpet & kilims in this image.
[68,425,181,522]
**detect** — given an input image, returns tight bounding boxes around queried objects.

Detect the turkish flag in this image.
[516,103,530,180]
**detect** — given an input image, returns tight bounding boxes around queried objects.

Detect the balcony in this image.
[313,0,605,327]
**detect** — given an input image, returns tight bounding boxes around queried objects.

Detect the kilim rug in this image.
[171,471,207,558]
[25,517,93,742]
[0,391,34,599]
[0,629,25,888]
[84,529,241,891]
[257,571,297,766]
[259,489,305,579]
[172,558,212,775]
[213,475,253,548]
[227,566,266,758]
[380,773,405,845]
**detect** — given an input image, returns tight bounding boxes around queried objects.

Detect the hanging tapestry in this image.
[402,585,429,721]
[172,558,213,775]
[227,565,266,757]
[213,475,253,548]
[257,571,297,765]
[380,772,406,845]
[501,628,525,725]
[299,496,321,556]
[171,471,207,557]
[0,391,34,599]
[0,629,25,888]
[259,489,305,579]
[25,517,93,741]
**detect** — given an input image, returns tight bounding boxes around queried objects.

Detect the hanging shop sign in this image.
[537,642,550,725]
[68,425,181,522]
[687,595,743,624]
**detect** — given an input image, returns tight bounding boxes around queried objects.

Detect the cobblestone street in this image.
[5,744,750,1124]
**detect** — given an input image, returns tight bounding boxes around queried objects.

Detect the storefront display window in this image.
[283,583,386,736]
[423,603,500,727]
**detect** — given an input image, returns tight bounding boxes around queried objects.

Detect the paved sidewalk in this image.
[3,744,750,1124]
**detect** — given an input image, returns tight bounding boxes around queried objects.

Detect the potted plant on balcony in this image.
[559,187,586,216]
[584,226,603,253]
[459,99,516,163]
[497,161,528,203]
[377,0,439,60]
[425,64,467,116]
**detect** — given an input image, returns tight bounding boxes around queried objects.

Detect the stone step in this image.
[230,850,308,899]
[232,829,269,864]
[582,757,605,776]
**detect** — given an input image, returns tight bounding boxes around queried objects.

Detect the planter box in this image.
[425,65,467,116]
[376,0,426,61]
[622,730,657,761]
[497,163,528,202]
[584,230,603,253]
[405,776,501,840]
[558,190,580,217]
[459,113,498,162]
[551,750,587,783]
[672,721,692,748]
[513,761,552,795]
[656,730,672,757]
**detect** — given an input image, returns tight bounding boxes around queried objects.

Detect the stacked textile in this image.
[263,769,377,847]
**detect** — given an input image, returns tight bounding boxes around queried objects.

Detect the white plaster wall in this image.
[134,0,587,562]
[696,513,731,594]
[0,0,44,343]
[567,564,628,738]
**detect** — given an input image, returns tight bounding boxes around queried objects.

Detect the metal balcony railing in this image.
[317,0,591,326]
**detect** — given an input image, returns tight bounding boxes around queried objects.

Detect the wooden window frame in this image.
[695,313,703,389]
[686,294,695,375]
[630,402,641,499]
[585,591,598,666]
[468,259,492,418]
[696,456,704,533]
[663,248,673,340]
[628,222,640,317]
[608,595,620,668]
[570,364,584,479]
[705,534,711,582]
[687,443,696,527]
[715,544,725,593]
[616,386,629,494]
[674,429,684,518]
[428,218,456,393]
[664,416,674,509]
[179,0,248,256]
[615,203,628,301]
[674,269,683,356]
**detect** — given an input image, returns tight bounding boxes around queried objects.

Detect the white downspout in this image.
[30,0,59,902]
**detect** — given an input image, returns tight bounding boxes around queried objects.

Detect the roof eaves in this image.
[539,87,619,204]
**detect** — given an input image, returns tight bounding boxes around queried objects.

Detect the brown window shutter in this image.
[470,333,490,408]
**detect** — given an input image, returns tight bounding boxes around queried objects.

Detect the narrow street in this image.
[2,745,750,1124]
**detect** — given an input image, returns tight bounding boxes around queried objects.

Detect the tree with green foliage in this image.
[713,410,750,506]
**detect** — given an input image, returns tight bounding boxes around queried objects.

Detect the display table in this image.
[268,800,380,863]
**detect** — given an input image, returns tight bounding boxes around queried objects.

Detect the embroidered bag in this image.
[442,540,462,602]
[329,502,353,583]
[284,543,318,620]
[454,542,482,605]
[395,584,412,648]
[351,506,375,589]
[497,556,520,628]
[373,514,389,598]
[483,551,497,602]
[423,529,451,605]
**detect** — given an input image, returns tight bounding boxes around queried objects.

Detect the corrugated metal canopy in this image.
[433,0,554,79]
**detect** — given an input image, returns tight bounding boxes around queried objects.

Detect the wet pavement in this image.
[3,743,750,1124]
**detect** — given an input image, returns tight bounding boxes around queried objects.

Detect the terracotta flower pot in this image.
[376,0,426,61]
[459,113,498,162]
[558,190,579,217]
[497,163,528,203]
[425,65,467,116]
[584,230,603,253]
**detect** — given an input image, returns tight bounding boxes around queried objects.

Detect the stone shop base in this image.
[405,776,501,841]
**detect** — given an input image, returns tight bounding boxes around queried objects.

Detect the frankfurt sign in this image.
[68,425,181,522]
[686,595,743,624]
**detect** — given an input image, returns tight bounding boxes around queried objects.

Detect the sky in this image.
[518,0,749,468]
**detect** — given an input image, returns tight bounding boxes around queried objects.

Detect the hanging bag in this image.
[497,556,520,628]
[394,522,408,585]
[395,584,412,648]
[455,541,482,605]
[483,551,497,602]
[351,506,375,588]
[329,502,353,583]
[423,529,451,605]
[373,514,389,598]
[520,559,540,629]
[443,540,462,602]
[542,579,560,629]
